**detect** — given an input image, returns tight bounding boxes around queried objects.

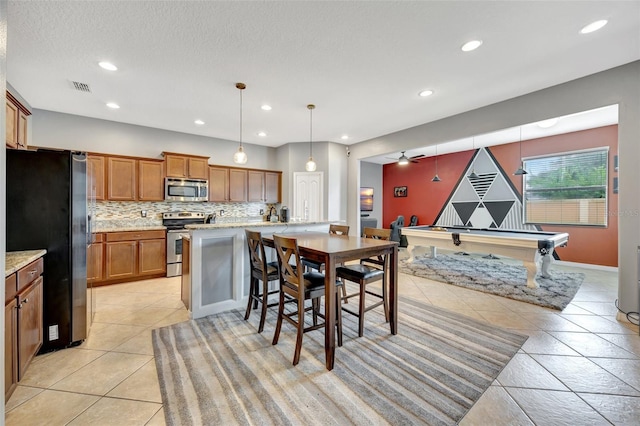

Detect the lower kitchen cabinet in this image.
[99,230,166,285]
[181,236,191,310]
[5,256,44,403]
[139,238,166,276]
[87,233,104,283]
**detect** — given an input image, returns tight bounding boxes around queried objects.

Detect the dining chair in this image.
[271,234,343,366]
[244,229,281,333]
[336,227,390,337]
[301,224,350,301]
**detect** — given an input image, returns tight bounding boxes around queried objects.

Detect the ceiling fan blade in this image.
[409,154,426,160]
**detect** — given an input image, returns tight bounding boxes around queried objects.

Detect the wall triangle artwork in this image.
[435,148,538,231]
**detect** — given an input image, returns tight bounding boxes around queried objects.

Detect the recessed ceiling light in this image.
[257,131,267,137]
[106,102,120,109]
[461,40,483,52]
[194,119,205,125]
[341,135,349,140]
[537,118,558,128]
[98,61,118,71]
[580,20,608,34]
[261,105,272,111]
[419,89,434,97]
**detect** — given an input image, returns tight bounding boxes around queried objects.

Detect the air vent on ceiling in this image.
[71,81,92,93]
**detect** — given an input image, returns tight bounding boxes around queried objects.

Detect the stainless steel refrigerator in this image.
[6,149,89,352]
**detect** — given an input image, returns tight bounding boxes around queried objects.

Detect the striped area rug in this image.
[152,298,527,425]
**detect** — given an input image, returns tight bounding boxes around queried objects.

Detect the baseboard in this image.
[616,311,640,330]
[555,260,618,273]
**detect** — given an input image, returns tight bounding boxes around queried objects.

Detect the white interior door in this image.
[293,172,323,222]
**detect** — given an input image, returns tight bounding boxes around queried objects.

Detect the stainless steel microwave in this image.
[164,177,208,202]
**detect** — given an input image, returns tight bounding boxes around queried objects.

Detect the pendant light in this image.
[431,145,441,182]
[305,104,317,172]
[468,136,479,179]
[233,82,248,164]
[514,126,528,175]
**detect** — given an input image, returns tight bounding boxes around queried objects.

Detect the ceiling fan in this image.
[386,151,425,165]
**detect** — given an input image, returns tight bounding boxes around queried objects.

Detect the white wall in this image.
[1,0,8,415]
[276,140,348,222]
[347,61,640,317]
[360,161,383,228]
[32,109,278,169]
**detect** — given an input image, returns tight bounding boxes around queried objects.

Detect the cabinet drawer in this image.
[17,258,43,293]
[5,274,17,304]
[106,230,166,242]
[92,233,105,243]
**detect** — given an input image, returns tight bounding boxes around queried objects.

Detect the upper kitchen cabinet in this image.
[229,168,248,202]
[163,152,209,179]
[107,157,137,201]
[209,166,229,202]
[102,155,164,202]
[248,170,281,203]
[138,159,165,201]
[88,155,106,201]
[6,91,31,150]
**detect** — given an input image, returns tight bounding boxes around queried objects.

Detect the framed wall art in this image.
[394,186,407,197]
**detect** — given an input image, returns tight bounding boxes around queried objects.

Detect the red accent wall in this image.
[382,125,619,267]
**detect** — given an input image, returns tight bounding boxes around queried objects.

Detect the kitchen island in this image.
[184,221,331,319]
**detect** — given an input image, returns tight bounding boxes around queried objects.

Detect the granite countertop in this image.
[186,221,331,230]
[5,249,47,277]
[94,225,167,233]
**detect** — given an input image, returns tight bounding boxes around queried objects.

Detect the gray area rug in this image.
[401,253,584,310]
[152,298,527,425]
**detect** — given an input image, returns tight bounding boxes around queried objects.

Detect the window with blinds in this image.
[523,148,608,226]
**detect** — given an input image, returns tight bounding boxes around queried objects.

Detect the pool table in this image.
[402,226,569,288]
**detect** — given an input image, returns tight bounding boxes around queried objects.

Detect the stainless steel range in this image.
[163,212,205,277]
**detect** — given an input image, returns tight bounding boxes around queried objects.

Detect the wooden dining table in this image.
[261,232,399,370]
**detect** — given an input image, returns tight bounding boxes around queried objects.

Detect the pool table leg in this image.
[407,244,415,262]
[523,261,539,288]
[539,251,553,279]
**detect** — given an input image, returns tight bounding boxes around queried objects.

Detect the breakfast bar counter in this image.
[183,221,332,319]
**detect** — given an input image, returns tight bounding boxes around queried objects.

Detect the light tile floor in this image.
[5,260,640,425]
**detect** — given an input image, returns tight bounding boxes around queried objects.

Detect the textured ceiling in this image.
[6,1,640,150]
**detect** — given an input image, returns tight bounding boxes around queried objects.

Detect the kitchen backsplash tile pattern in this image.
[94,201,276,227]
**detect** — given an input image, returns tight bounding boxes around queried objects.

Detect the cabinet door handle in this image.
[23,298,28,304]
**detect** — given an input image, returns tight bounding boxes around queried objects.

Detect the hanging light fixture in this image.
[233,82,248,164]
[305,104,317,172]
[431,145,441,182]
[514,126,528,175]
[468,136,479,179]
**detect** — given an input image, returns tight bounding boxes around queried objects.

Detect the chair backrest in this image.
[389,215,404,242]
[361,227,391,267]
[245,229,268,277]
[272,235,304,293]
[329,224,349,235]
[363,227,391,241]
[409,215,418,227]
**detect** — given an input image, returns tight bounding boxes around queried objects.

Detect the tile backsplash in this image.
[94,200,276,226]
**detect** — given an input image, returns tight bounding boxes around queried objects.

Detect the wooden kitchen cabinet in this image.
[18,276,43,379]
[209,166,229,202]
[138,159,165,201]
[248,170,281,203]
[163,152,209,179]
[138,238,166,276]
[105,241,138,280]
[103,230,166,284]
[88,156,106,201]
[248,170,265,202]
[5,288,18,402]
[229,168,248,202]
[6,92,31,150]
[107,157,137,201]
[265,172,281,203]
[181,236,191,310]
[87,233,104,284]
[5,256,44,402]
